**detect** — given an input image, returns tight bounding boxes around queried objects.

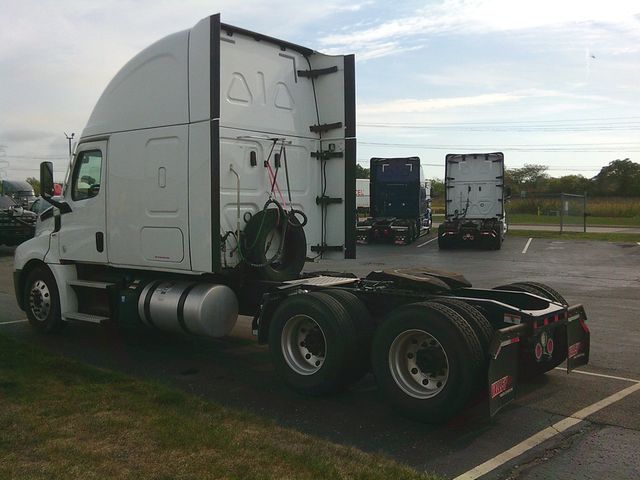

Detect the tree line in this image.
[27,158,637,199]
[418,158,640,198]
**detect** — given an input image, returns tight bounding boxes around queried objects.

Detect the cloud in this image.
[0,130,57,143]
[0,0,367,179]
[359,92,524,114]
[320,0,640,60]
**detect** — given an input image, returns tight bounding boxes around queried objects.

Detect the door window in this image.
[71,150,102,201]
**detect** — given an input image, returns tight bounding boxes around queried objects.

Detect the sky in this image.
[1,0,639,182]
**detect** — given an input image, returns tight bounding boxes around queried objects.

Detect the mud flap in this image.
[566,304,590,372]
[488,325,524,416]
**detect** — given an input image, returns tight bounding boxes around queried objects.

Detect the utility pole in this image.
[64,132,75,159]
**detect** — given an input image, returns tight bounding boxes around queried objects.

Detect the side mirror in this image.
[40,162,54,199]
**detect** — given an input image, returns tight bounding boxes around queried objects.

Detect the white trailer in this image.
[438,152,509,249]
[355,178,370,210]
[14,16,589,422]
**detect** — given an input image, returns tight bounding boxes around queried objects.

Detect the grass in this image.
[509,229,640,243]
[507,197,640,218]
[0,334,435,480]
[507,213,640,227]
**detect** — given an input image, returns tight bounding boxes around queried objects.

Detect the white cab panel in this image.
[219,34,316,139]
[188,121,212,272]
[219,128,318,267]
[82,31,189,137]
[58,141,108,263]
[306,53,350,259]
[189,18,211,123]
[106,126,191,269]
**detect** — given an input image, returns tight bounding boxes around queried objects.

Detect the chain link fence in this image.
[508,192,588,233]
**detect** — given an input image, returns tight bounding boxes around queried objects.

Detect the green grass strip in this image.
[507,213,640,227]
[0,334,437,480]
[509,230,640,243]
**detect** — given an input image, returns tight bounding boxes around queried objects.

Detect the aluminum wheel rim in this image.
[29,279,51,322]
[388,329,449,399]
[281,314,326,375]
[265,227,283,260]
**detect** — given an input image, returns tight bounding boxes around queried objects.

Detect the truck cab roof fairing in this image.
[82,30,190,138]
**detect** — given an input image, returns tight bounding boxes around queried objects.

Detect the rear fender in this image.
[487,304,590,416]
[566,305,590,371]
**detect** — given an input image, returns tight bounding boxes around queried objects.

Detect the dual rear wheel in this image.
[269,290,492,422]
[268,290,373,396]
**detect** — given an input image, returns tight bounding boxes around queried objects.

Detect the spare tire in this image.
[243,208,306,282]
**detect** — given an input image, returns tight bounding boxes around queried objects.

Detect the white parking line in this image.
[0,319,28,325]
[555,367,640,384]
[453,381,640,480]
[521,237,533,254]
[417,237,438,248]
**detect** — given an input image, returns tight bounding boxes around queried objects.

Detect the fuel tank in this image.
[138,281,238,337]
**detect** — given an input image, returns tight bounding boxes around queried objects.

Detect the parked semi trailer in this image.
[357,157,432,245]
[439,152,509,250]
[355,178,370,218]
[14,15,589,422]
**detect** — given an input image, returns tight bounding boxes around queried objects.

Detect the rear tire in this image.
[492,233,502,250]
[437,226,452,250]
[268,291,357,395]
[372,301,483,422]
[513,282,567,306]
[24,267,64,333]
[495,282,567,305]
[430,298,493,356]
[322,289,373,383]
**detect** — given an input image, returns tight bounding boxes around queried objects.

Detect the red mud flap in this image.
[487,304,590,417]
[487,325,522,417]
[566,304,590,372]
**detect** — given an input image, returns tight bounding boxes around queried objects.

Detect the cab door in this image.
[58,141,108,263]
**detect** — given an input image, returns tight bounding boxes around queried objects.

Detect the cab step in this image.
[64,312,110,324]
[68,280,115,289]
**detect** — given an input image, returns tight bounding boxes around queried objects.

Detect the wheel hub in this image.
[281,314,326,375]
[389,329,450,399]
[29,280,51,322]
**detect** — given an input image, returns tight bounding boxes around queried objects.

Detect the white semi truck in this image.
[438,153,509,250]
[14,15,590,422]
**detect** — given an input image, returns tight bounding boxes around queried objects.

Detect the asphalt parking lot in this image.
[1,235,639,479]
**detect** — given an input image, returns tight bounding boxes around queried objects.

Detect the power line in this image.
[362,115,640,125]
[356,159,606,172]
[358,141,640,152]
[3,155,69,160]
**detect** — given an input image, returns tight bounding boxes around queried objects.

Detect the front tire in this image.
[24,267,64,333]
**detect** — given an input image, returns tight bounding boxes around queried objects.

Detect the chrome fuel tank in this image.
[138,281,238,337]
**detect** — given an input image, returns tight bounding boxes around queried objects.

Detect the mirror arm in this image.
[48,199,72,213]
